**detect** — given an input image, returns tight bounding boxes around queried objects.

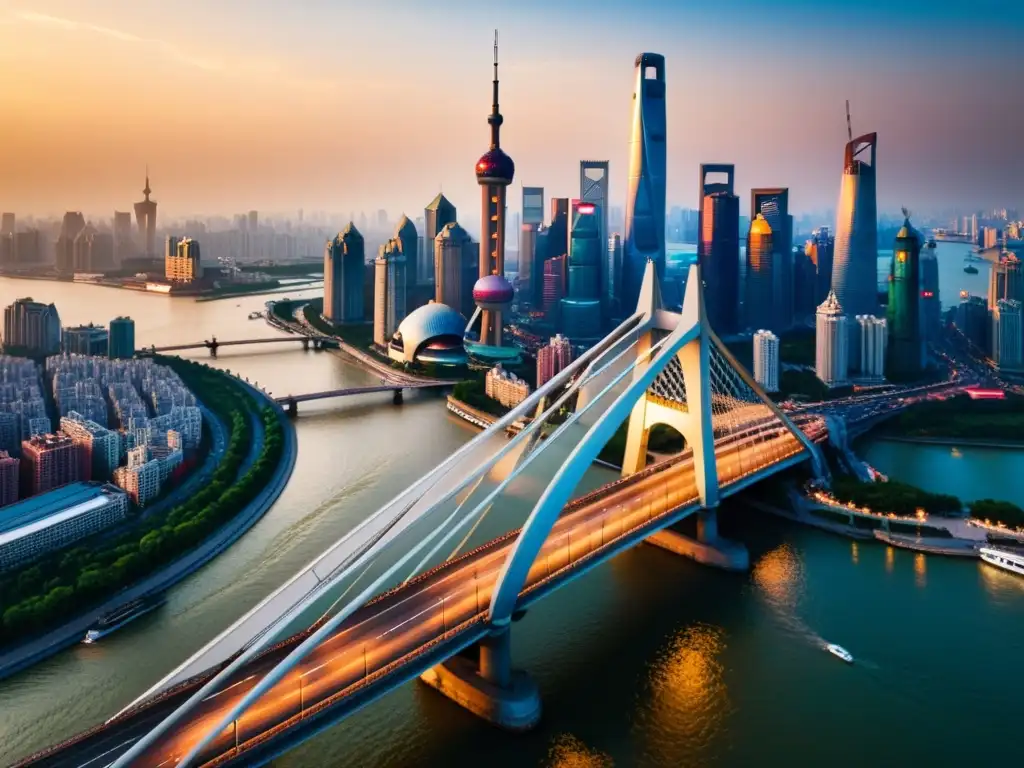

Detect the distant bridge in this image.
[276,382,453,414]
[138,336,339,357]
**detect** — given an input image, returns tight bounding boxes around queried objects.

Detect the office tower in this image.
[434,222,473,316]
[608,233,623,316]
[815,290,848,387]
[751,188,793,329]
[920,248,940,345]
[623,52,667,310]
[886,213,923,378]
[20,434,81,497]
[537,333,573,387]
[113,211,133,264]
[519,186,544,296]
[752,330,780,393]
[109,316,136,359]
[971,214,979,243]
[474,33,515,350]
[62,324,109,356]
[165,237,203,283]
[248,210,258,232]
[60,414,120,480]
[422,194,457,286]
[546,198,570,259]
[55,212,86,275]
[3,298,61,356]
[992,299,1023,370]
[956,293,989,350]
[14,229,40,265]
[0,233,11,266]
[484,364,531,408]
[698,164,740,334]
[0,213,13,235]
[393,215,416,300]
[988,252,1023,310]
[0,451,18,507]
[580,161,610,310]
[73,227,114,272]
[744,214,775,331]
[373,239,407,347]
[832,132,879,360]
[558,202,603,342]
[324,224,365,323]
[805,227,835,307]
[856,315,887,380]
[133,171,158,258]
[543,254,567,319]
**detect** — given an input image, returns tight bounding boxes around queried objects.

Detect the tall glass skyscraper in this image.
[744,214,775,332]
[422,193,456,285]
[886,213,923,378]
[698,164,740,335]
[832,132,879,367]
[519,186,544,297]
[750,188,793,330]
[560,202,603,342]
[623,53,666,311]
[580,161,610,318]
[324,223,365,323]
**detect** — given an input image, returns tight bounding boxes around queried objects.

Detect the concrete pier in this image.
[420,626,541,731]
[647,510,749,571]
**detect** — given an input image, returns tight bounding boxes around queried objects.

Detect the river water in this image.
[1,275,1023,767]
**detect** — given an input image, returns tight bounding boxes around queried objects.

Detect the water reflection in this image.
[752,543,804,610]
[914,553,927,588]
[885,546,895,573]
[979,561,1024,603]
[546,734,614,768]
[851,542,859,565]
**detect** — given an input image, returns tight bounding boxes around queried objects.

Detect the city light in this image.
[577,203,596,214]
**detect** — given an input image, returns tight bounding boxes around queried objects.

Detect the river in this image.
[1,277,1023,767]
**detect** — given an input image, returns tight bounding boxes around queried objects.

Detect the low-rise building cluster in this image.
[484,364,531,409]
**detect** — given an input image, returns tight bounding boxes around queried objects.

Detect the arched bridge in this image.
[138,336,339,357]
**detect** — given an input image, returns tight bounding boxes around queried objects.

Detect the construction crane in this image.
[846,100,853,141]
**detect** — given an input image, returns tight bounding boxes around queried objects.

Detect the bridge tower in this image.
[208,336,219,357]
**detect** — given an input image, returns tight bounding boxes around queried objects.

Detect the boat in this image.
[964,264,979,275]
[248,310,263,319]
[980,547,1024,577]
[825,643,854,663]
[83,594,165,643]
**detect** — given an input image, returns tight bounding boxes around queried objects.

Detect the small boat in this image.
[825,643,854,663]
[83,595,165,644]
[980,547,1024,577]
[248,310,263,319]
[964,264,979,275]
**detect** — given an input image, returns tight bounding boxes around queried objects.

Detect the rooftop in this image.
[0,482,124,538]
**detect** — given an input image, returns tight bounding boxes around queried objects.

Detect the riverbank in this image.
[0,375,297,683]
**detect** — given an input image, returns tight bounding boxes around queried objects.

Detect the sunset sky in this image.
[0,0,1021,222]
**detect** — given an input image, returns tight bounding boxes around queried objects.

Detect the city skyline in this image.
[1,1,1021,219]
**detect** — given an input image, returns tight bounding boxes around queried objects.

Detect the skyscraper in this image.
[14,230,40,265]
[560,202,603,342]
[393,215,416,307]
[955,293,989,350]
[750,188,793,330]
[832,132,879,362]
[166,238,203,283]
[113,211,133,265]
[422,193,457,286]
[608,233,623,316]
[374,240,407,348]
[55,212,86,275]
[815,290,848,387]
[434,222,474,316]
[856,314,887,381]
[698,164,740,335]
[0,213,13,236]
[473,31,515,350]
[988,252,1023,310]
[73,227,114,273]
[519,186,544,296]
[537,334,573,387]
[752,329,780,393]
[805,227,835,307]
[20,434,81,497]
[886,213,923,378]
[623,53,667,311]
[3,299,61,356]
[580,161,610,313]
[133,171,158,258]
[744,214,775,331]
[920,248,940,345]
[324,224,365,323]
[992,299,1023,370]
[543,254,567,319]
[109,316,136,360]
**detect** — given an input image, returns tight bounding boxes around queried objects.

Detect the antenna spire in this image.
[488,29,503,149]
[845,100,853,142]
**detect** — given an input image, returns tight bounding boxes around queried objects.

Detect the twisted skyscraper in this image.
[622,53,666,311]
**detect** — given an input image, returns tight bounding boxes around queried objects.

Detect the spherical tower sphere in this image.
[473,273,514,311]
[475,148,515,186]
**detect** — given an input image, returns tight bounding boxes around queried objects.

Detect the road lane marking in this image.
[75,736,140,768]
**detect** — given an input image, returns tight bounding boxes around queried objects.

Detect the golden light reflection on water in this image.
[914,553,927,587]
[851,541,859,564]
[885,546,895,573]
[979,561,1024,599]
[546,734,614,768]
[752,543,804,609]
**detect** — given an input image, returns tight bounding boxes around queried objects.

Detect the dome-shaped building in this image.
[388,302,468,366]
[472,273,514,310]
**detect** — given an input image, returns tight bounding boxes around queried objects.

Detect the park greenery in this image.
[880,393,1024,441]
[452,378,507,417]
[831,476,961,518]
[969,499,1024,529]
[0,358,286,646]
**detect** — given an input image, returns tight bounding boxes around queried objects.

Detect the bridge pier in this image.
[392,388,403,405]
[419,623,541,732]
[646,508,749,572]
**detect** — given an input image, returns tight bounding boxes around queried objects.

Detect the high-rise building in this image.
[607,233,623,316]
[832,132,879,366]
[60,413,120,480]
[543,255,567,320]
[815,290,848,387]
[373,239,408,347]
[856,314,887,381]
[3,298,61,356]
[988,252,1023,310]
[886,213,923,378]
[165,237,203,283]
[744,214,775,332]
[955,293,990,350]
[248,210,258,233]
[537,333,573,387]
[805,227,835,308]
[20,433,81,497]
[62,324,109,356]
[752,329,780,393]
[0,213,13,236]
[484,364,531,408]
[114,458,161,507]
[698,164,740,335]
[560,202,603,342]
[55,212,86,275]
[393,214,416,296]
[109,316,136,359]
[324,224,365,323]
[0,233,12,267]
[113,211,133,264]
[0,451,19,507]
[133,172,158,258]
[73,227,114,273]
[14,230,41,265]
[519,186,544,296]
[473,33,515,350]
[920,248,940,345]
[750,188,793,330]
[434,222,474,317]
[422,193,457,286]
[992,299,1023,370]
[623,53,667,311]
[580,161,610,313]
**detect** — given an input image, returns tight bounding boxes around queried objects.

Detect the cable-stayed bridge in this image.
[21,263,826,768]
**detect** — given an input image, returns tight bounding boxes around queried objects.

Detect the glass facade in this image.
[744,214,775,332]
[561,202,603,341]
[886,216,923,378]
[698,164,740,335]
[750,188,793,330]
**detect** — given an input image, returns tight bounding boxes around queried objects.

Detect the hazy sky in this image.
[0,0,1021,223]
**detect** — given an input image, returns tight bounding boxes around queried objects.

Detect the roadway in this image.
[22,420,817,768]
